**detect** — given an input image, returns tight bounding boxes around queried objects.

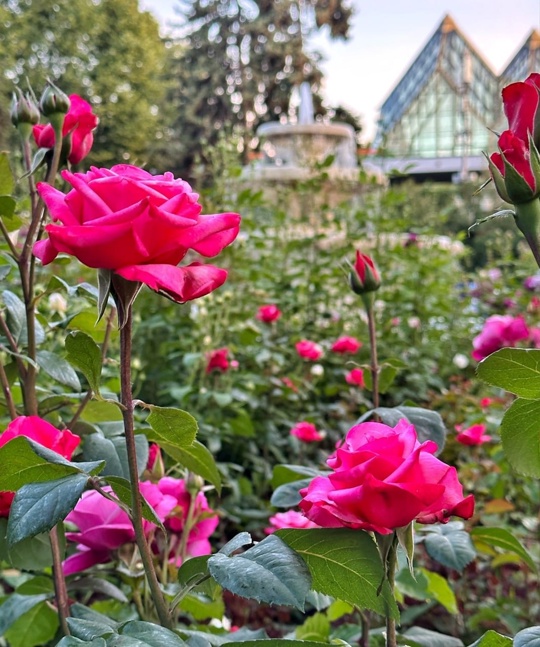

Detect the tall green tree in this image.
[0,0,169,167]
[167,0,354,174]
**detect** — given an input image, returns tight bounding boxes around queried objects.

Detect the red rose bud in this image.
[349,250,381,295]
[39,80,70,117]
[489,74,540,204]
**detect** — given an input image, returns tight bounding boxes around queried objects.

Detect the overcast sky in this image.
[140,0,540,142]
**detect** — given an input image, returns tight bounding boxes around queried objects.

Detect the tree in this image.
[167,0,354,174]
[0,0,169,168]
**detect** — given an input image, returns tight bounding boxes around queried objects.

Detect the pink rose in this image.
[349,250,381,295]
[456,424,492,446]
[256,304,281,323]
[32,95,98,164]
[345,368,364,387]
[472,315,530,361]
[295,340,323,361]
[206,348,229,373]
[63,482,176,575]
[300,419,474,535]
[34,165,241,304]
[0,416,81,518]
[157,477,219,565]
[265,510,319,534]
[331,336,362,354]
[290,421,324,443]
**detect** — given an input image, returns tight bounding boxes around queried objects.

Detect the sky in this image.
[140,0,540,143]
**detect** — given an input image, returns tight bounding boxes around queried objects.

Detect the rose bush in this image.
[300,419,474,534]
[32,94,99,165]
[0,416,81,517]
[471,314,530,361]
[34,165,241,303]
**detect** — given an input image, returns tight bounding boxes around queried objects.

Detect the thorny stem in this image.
[50,526,70,636]
[365,300,380,409]
[120,307,173,629]
[385,538,398,647]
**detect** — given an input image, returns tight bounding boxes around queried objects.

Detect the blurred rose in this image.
[480,397,495,408]
[0,416,80,518]
[33,94,98,164]
[524,275,540,290]
[265,510,319,534]
[290,421,324,443]
[295,340,323,361]
[345,368,365,387]
[455,424,492,446]
[206,348,229,373]
[256,304,281,323]
[472,315,529,361]
[310,364,324,377]
[300,419,474,534]
[331,336,362,354]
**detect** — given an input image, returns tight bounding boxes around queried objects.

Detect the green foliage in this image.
[471,527,537,572]
[477,348,540,398]
[468,630,513,646]
[419,522,476,572]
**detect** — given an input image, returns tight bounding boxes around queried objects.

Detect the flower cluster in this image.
[300,419,474,534]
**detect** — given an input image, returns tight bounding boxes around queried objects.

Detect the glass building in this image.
[374,15,540,163]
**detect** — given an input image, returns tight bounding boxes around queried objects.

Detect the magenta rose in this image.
[256,304,282,323]
[300,419,474,535]
[206,348,229,373]
[331,336,362,354]
[290,421,324,443]
[455,424,492,447]
[34,165,241,304]
[265,510,319,534]
[0,416,81,517]
[32,95,98,164]
[350,250,381,295]
[295,339,323,361]
[345,367,365,387]
[472,315,530,361]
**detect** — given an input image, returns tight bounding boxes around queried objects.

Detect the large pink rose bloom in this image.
[300,419,474,535]
[0,416,81,517]
[472,315,530,361]
[32,95,98,165]
[34,165,241,304]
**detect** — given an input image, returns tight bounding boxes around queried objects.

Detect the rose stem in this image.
[385,539,398,647]
[50,526,70,636]
[364,297,380,410]
[120,306,173,629]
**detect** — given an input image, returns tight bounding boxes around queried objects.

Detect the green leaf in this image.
[65,331,103,394]
[0,436,80,490]
[229,409,255,437]
[296,612,330,642]
[277,528,398,619]
[105,475,165,530]
[419,568,458,615]
[158,440,221,494]
[270,477,313,508]
[499,398,540,476]
[359,406,447,453]
[7,473,90,544]
[363,364,398,394]
[147,406,198,447]
[0,196,16,221]
[208,534,311,611]
[2,290,45,346]
[471,527,537,572]
[178,593,225,621]
[56,639,107,647]
[218,532,252,556]
[0,152,14,195]
[467,630,513,646]
[271,464,323,489]
[120,621,186,645]
[0,593,49,635]
[514,627,540,647]
[83,434,148,478]
[396,523,415,574]
[177,555,219,599]
[36,350,81,391]
[67,617,115,641]
[477,348,540,398]
[0,518,56,569]
[422,524,476,572]
[4,600,59,647]
[226,641,331,647]
[401,626,464,646]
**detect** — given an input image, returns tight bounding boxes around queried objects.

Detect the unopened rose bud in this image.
[10,90,40,128]
[349,250,381,296]
[39,81,70,117]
